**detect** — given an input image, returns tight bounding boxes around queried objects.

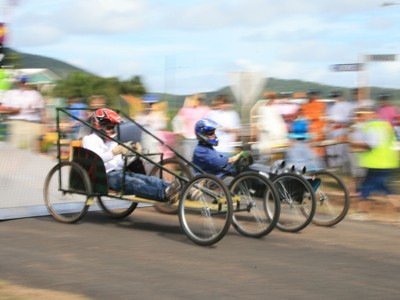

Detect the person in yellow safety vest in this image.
[349,106,400,212]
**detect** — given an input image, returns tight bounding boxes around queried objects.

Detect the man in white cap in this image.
[2,75,45,151]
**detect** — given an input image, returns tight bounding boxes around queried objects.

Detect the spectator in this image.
[325,90,356,169]
[347,107,400,213]
[285,115,325,172]
[205,94,241,156]
[300,89,327,158]
[65,96,88,140]
[301,89,326,142]
[136,94,167,153]
[253,93,289,158]
[136,94,167,171]
[88,95,107,110]
[345,108,368,197]
[2,75,45,151]
[376,93,399,131]
[82,108,181,203]
[352,87,374,108]
[0,68,10,104]
[172,93,210,161]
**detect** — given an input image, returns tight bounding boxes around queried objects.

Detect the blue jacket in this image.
[192,143,236,177]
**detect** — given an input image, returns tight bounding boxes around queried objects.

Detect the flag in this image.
[0,23,6,44]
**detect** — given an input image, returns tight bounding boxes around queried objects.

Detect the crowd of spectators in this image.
[170,90,400,215]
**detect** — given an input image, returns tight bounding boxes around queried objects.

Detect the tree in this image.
[119,76,147,95]
[51,72,147,108]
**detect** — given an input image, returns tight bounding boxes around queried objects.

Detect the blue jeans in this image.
[360,168,392,199]
[107,170,170,201]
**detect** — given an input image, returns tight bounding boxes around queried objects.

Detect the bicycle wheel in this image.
[97,195,138,219]
[271,173,316,233]
[179,174,233,246]
[308,170,350,226]
[229,172,280,238]
[149,158,193,214]
[44,161,92,223]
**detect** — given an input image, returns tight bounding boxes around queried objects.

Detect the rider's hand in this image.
[112,141,143,156]
[123,141,142,155]
[132,142,142,154]
[112,144,130,156]
[228,152,242,164]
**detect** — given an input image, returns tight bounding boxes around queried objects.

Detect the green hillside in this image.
[4,47,94,78]
[6,47,400,104]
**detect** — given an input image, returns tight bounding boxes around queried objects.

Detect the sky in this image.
[3,0,400,95]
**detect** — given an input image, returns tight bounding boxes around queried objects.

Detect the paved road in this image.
[1,208,399,300]
[1,141,400,299]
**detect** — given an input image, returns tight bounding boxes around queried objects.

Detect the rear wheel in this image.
[179,174,232,246]
[271,173,316,233]
[308,170,350,226]
[97,196,138,219]
[229,172,280,238]
[44,161,92,223]
[149,158,193,214]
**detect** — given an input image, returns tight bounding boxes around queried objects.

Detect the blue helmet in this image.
[195,118,219,146]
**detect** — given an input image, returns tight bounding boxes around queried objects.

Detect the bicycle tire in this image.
[271,172,316,233]
[44,161,92,223]
[229,171,280,238]
[308,170,350,226]
[97,195,138,219]
[179,174,233,246]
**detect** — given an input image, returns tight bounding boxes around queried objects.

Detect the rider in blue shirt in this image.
[192,118,243,177]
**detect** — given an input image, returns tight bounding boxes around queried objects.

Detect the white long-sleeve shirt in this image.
[82,133,124,173]
[3,89,45,122]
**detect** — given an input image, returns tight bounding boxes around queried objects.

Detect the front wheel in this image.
[308,170,350,226]
[179,174,233,246]
[229,172,280,238]
[43,161,92,223]
[271,173,316,233]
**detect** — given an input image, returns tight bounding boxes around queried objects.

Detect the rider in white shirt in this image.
[82,108,181,203]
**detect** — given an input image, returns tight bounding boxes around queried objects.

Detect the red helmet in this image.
[92,108,122,129]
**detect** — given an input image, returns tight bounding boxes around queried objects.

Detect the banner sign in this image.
[331,63,363,72]
[366,54,396,62]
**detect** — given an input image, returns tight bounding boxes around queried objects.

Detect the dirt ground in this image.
[347,196,400,224]
[0,281,91,300]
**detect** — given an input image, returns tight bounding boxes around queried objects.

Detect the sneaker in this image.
[165,179,181,204]
[187,187,202,201]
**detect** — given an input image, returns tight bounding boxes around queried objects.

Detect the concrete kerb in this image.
[0,141,58,220]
